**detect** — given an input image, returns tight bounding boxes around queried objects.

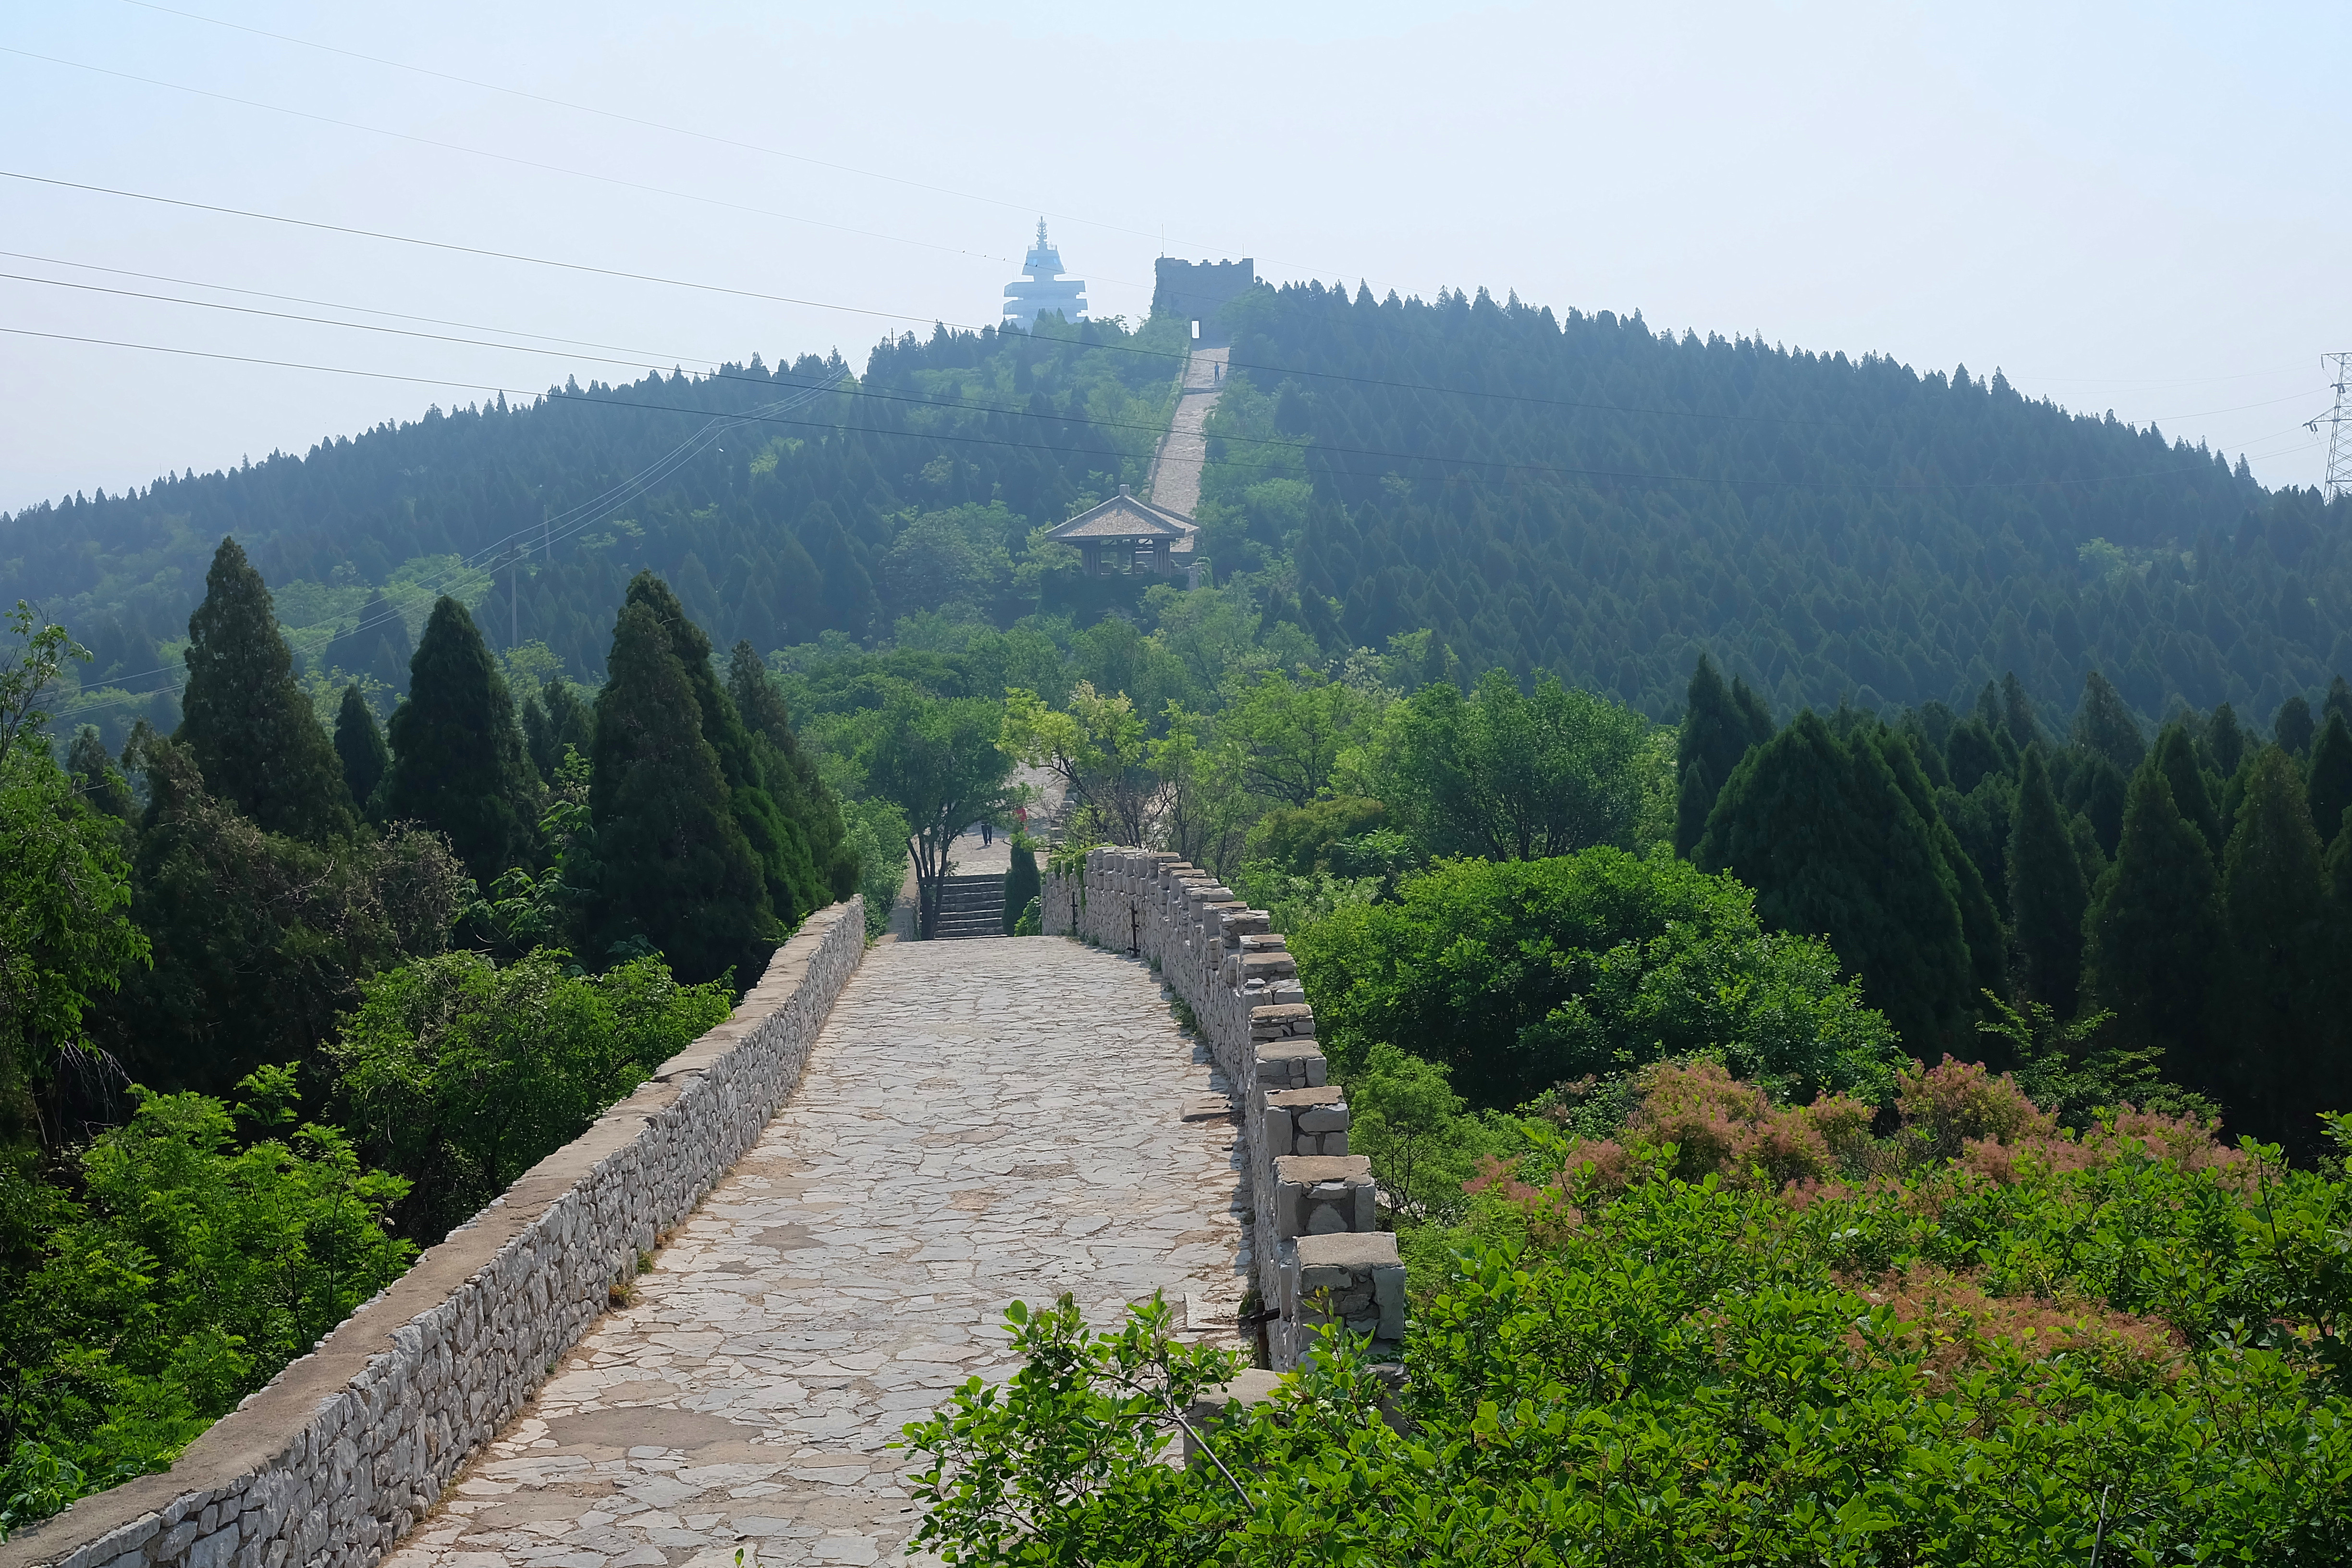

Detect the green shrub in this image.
[1004,837,1041,934]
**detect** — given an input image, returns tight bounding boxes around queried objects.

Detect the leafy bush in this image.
[327,949,731,1242]
[903,1080,2352,1562]
[1293,847,1906,1111]
[0,1068,413,1536]
[843,796,912,939]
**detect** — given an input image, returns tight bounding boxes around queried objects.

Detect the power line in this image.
[0,47,1017,268]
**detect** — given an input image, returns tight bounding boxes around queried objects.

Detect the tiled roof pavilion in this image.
[1043,486,1200,575]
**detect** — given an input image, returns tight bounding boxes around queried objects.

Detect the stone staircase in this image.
[930,873,1006,939]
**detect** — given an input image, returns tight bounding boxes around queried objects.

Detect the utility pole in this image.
[2312,352,2352,504]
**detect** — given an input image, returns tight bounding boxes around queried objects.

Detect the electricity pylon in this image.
[2314,352,2352,503]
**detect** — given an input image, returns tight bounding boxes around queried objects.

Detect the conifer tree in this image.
[622,573,822,924]
[383,597,540,883]
[2327,674,2352,731]
[1674,655,1770,857]
[2071,671,2145,775]
[2069,751,2128,858]
[588,601,775,985]
[66,724,136,821]
[522,675,593,782]
[176,536,357,843]
[2306,711,2352,853]
[2006,748,2088,1018]
[1698,711,1972,1054]
[324,588,414,695]
[2217,747,2333,1152]
[1877,726,2007,1012]
[2276,695,2315,756]
[2151,721,2223,857]
[1998,672,2044,752]
[333,684,390,813]
[2206,702,2248,777]
[795,502,879,640]
[728,639,858,899]
[2085,763,2221,1096]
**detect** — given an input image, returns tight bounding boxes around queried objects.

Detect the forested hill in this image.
[2,316,1188,740]
[8,283,2348,742]
[1201,282,2346,721]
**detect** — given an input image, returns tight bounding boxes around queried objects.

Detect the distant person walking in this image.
[980,819,992,847]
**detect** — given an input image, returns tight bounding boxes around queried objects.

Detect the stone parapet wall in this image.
[1044,851,1403,1369]
[2,900,868,1568]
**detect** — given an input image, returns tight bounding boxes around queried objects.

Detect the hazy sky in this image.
[4,0,2347,515]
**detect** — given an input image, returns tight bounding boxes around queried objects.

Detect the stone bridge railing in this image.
[1044,849,1404,1370]
[2,900,868,1568]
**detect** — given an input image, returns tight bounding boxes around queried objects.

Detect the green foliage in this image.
[1291,848,1904,1111]
[1208,669,1372,807]
[174,538,356,844]
[863,693,1017,939]
[1005,840,1041,936]
[729,639,857,903]
[98,739,465,1099]
[0,612,148,1150]
[586,601,776,984]
[384,597,542,883]
[841,796,912,940]
[327,948,729,1242]
[1010,896,1042,937]
[2007,748,2089,1017]
[521,674,595,786]
[2311,711,2352,852]
[2219,747,2338,1158]
[1368,668,1664,861]
[1341,1043,1519,1227]
[906,1115,2352,1561]
[1699,710,1976,1055]
[1674,652,1773,856]
[0,1070,414,1533]
[2086,759,2224,1096]
[1241,795,1386,874]
[332,684,390,814]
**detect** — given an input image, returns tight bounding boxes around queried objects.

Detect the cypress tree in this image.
[523,675,594,782]
[796,502,878,639]
[2306,711,2352,852]
[176,536,357,843]
[1698,711,1972,1054]
[1945,717,2008,794]
[728,639,858,900]
[1674,655,1770,857]
[1998,672,2043,753]
[2276,695,2315,756]
[1878,726,2007,1014]
[2084,762,2222,1096]
[2006,748,2088,1018]
[2206,701,2247,778]
[334,684,391,813]
[2327,674,2352,730]
[2217,747,2333,1153]
[383,597,540,883]
[2071,670,2146,775]
[2150,722,2223,858]
[588,601,775,985]
[623,573,821,925]
[2069,750,2128,858]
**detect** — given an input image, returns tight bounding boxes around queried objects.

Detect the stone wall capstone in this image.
[0,899,868,1568]
[1043,851,1402,1370]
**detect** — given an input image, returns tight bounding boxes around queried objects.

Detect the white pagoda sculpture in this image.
[1002,220,1087,328]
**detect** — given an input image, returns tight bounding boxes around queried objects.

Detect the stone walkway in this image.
[1147,344,1229,518]
[382,938,1249,1568]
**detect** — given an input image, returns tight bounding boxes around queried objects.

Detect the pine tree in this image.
[176,536,357,843]
[2151,721,2223,857]
[2217,747,2333,1153]
[2007,747,2088,1018]
[1999,672,2044,752]
[2068,751,2128,858]
[1674,655,1770,857]
[2206,701,2248,777]
[383,597,540,883]
[2276,695,2315,756]
[623,573,821,925]
[522,675,594,782]
[333,684,390,813]
[2084,762,2222,1097]
[588,601,775,985]
[2071,670,2145,775]
[2306,711,2352,852]
[1697,711,1972,1054]
[66,724,136,821]
[728,639,857,900]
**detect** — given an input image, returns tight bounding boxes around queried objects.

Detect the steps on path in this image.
[931,872,1006,939]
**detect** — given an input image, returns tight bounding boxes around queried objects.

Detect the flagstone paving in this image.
[380,936,1250,1568]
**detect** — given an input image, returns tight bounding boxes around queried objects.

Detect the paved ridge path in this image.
[384,937,1249,1568]
[1147,343,1228,519]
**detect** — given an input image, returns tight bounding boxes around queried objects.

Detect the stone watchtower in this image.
[1153,257,1257,345]
[1003,220,1088,328]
